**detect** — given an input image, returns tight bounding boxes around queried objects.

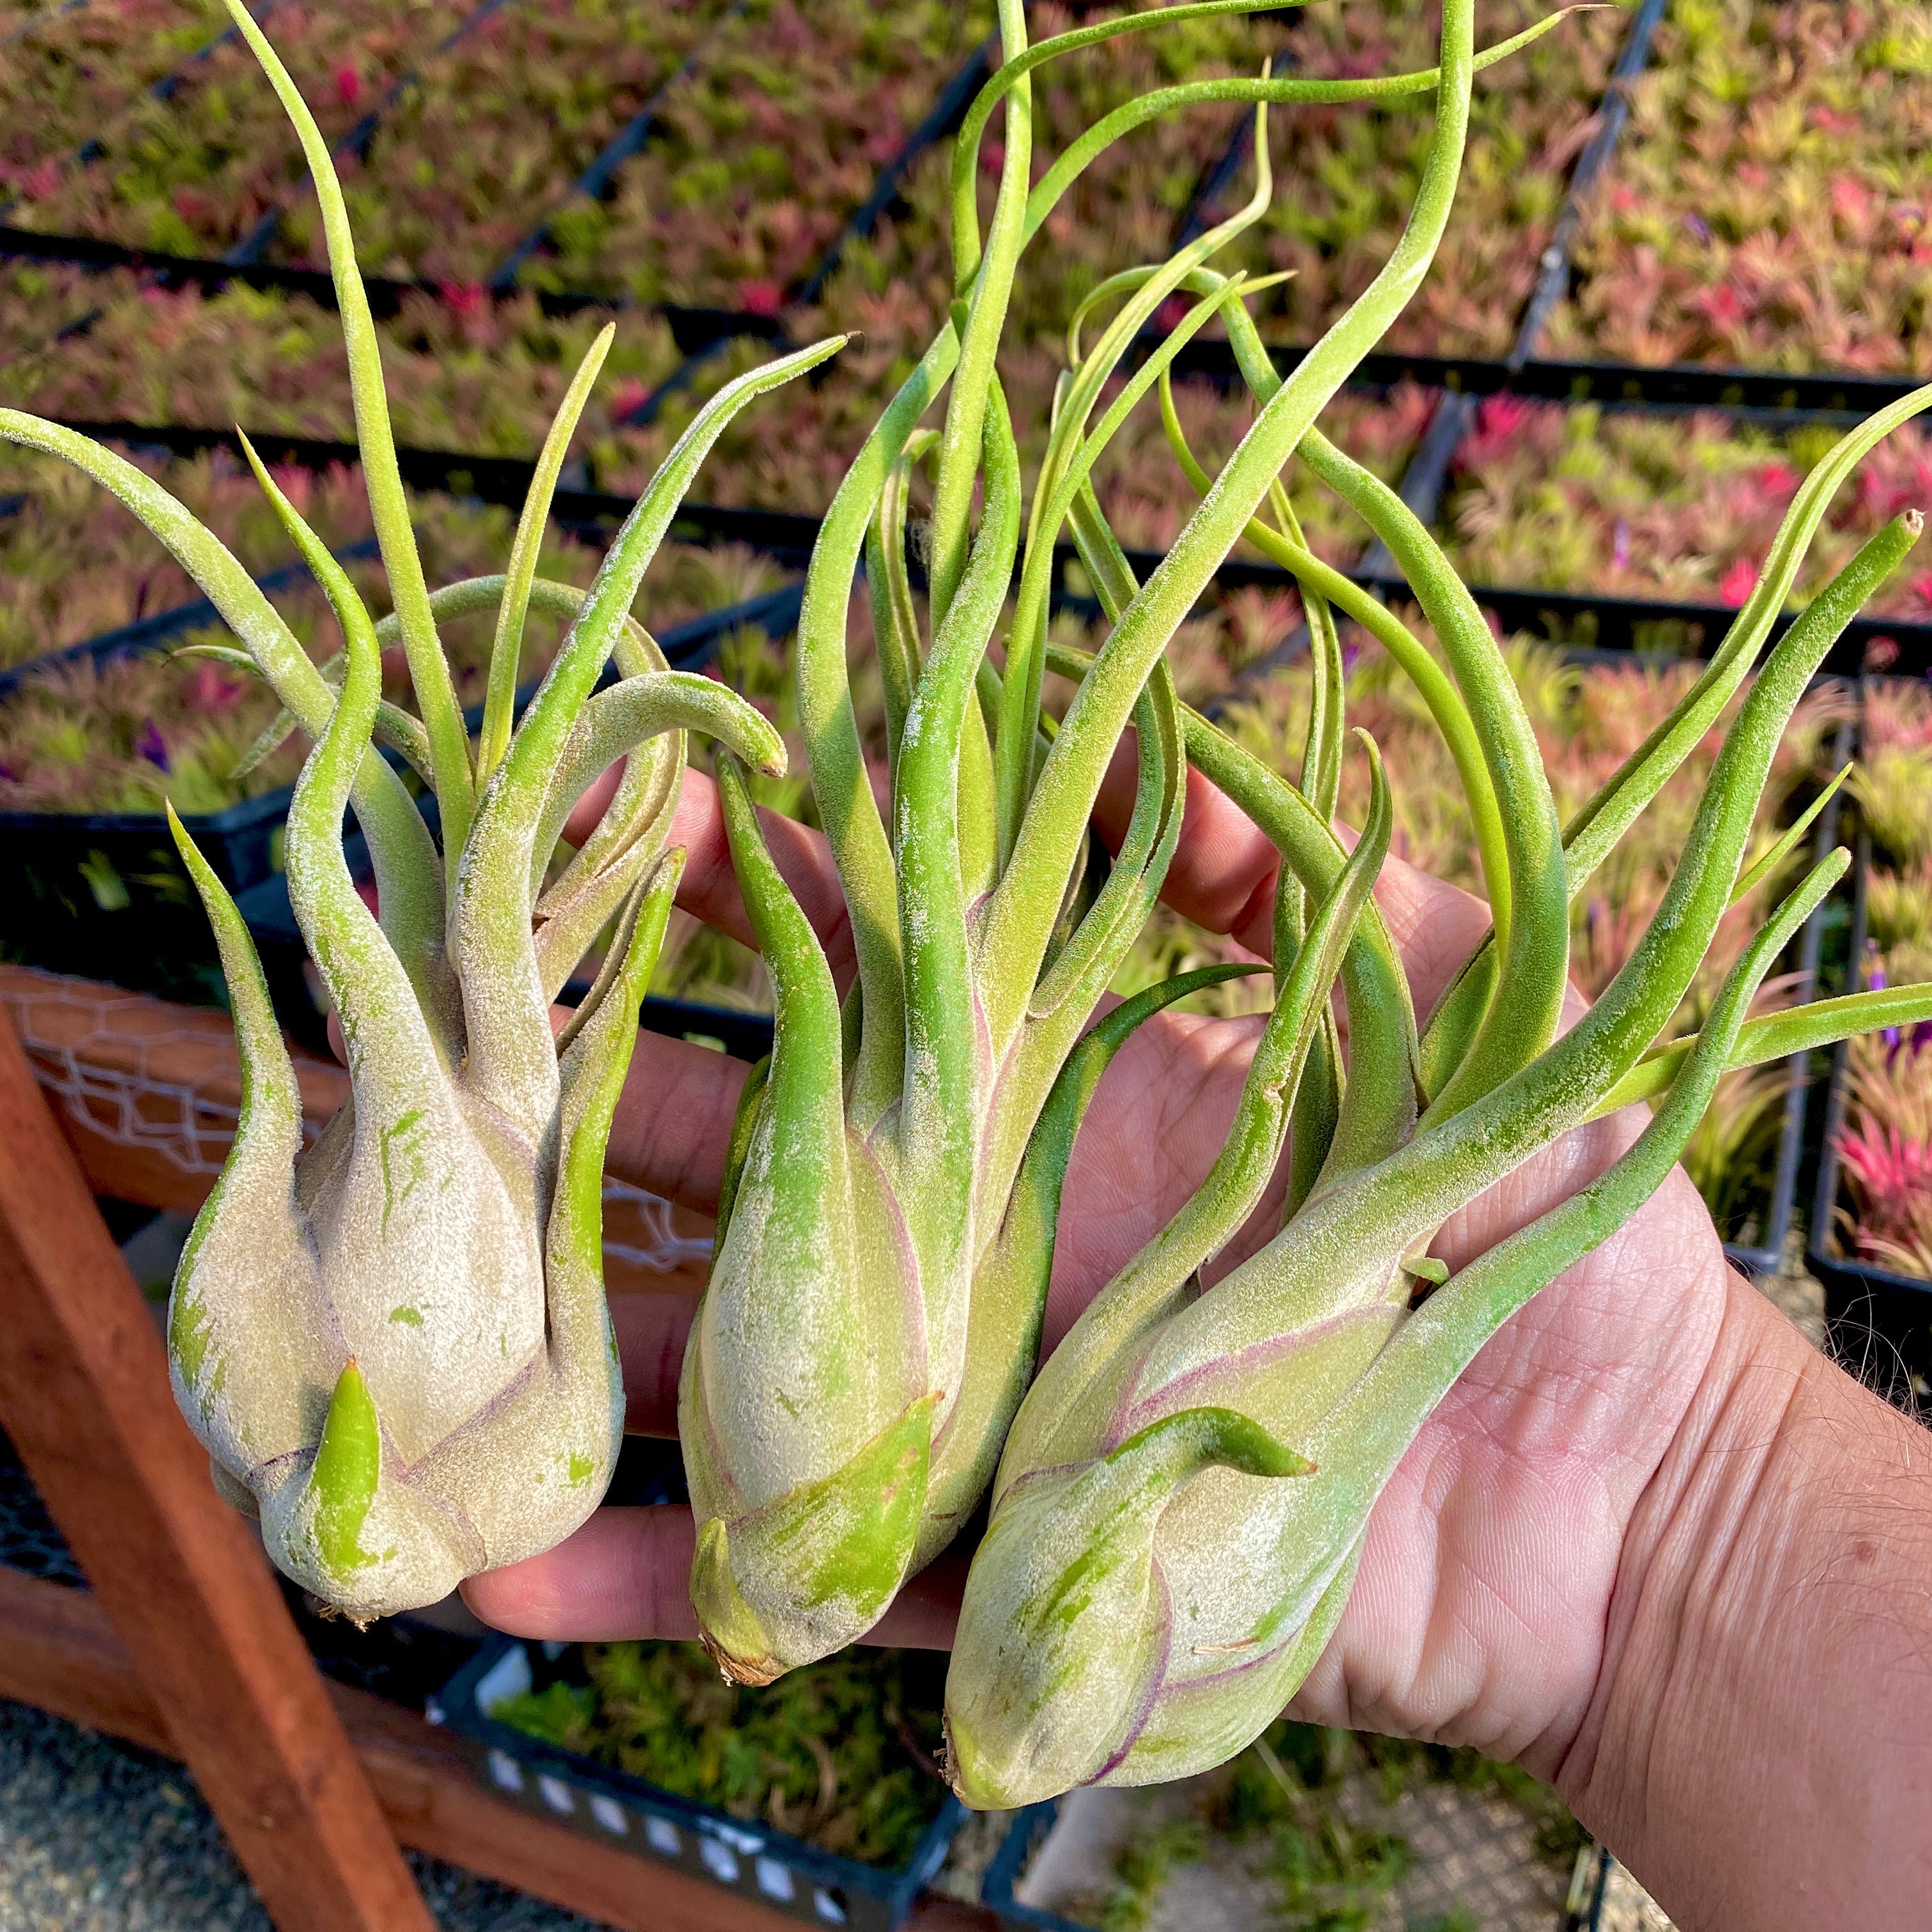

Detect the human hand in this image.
[436,738,1932,1930]
[462,749,1730,1777]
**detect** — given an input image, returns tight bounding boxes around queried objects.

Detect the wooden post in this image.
[0,1009,436,1932]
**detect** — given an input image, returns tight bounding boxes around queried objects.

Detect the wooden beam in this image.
[0,1570,997,1932]
[0,1009,436,1932]
[0,963,346,1216]
[0,1560,177,1758]
[0,965,712,1292]
[0,990,982,1931]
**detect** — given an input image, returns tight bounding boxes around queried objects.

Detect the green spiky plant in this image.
[0,0,832,1620]
[937,1,1932,1807]
[676,0,1593,1685]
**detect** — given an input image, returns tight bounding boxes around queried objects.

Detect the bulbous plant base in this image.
[686,1392,939,1682]
[202,1364,628,1622]
[1084,1539,1361,1795]
[943,1524,1359,1809]
[941,1409,1326,1810]
[1,0,805,1623]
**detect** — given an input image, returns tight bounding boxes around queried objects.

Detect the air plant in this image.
[591,323,1428,559]
[591,1,1583,512]
[1837,1032,1932,1281]
[0,0,825,1619]
[805,0,1300,353]
[1214,632,1846,1252]
[1091,378,1430,565]
[1227,0,1625,357]
[935,0,1932,1802]
[675,0,1611,1685]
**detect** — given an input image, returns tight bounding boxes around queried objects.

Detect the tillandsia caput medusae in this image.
[939,6,1932,1804]
[675,0,1588,1683]
[0,0,840,1618]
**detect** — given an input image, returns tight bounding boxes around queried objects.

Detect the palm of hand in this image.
[465,760,1735,1786]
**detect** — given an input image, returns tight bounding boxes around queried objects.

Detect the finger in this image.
[560,764,859,984]
[663,767,858,990]
[561,756,625,849]
[1094,744,1280,958]
[622,735,1492,1029]
[585,766,855,1216]
[609,1291,698,1435]
[461,1505,967,1650]
[1372,848,1499,1029]
[581,727,1492,1222]
[1093,735,1495,1023]
[605,1027,749,1217]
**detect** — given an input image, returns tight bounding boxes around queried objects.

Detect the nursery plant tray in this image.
[0,787,295,1013]
[1803,799,1932,1412]
[1808,1237,1932,1406]
[429,1636,965,1932]
[983,1773,1576,1932]
[979,1803,1066,1931]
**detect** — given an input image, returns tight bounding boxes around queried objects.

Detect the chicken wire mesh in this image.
[0,963,713,1277]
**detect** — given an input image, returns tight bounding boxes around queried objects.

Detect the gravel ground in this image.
[1597,1859,1677,1932]
[0,1698,617,1932]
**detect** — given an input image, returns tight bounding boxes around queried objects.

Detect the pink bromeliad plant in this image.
[283,0,725,283]
[1441,397,1932,620]
[10,0,466,257]
[1549,0,1932,374]
[1838,1033,1932,1281]
[0,0,231,195]
[530,0,996,308]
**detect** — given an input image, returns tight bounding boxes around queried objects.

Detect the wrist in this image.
[1561,1272,1932,1927]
